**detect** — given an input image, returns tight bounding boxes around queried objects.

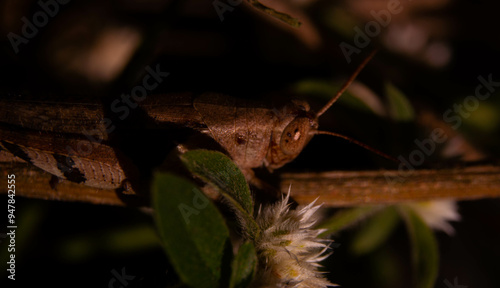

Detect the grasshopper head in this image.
[265,100,318,170]
[264,50,389,171]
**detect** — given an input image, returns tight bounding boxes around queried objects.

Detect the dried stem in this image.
[281,165,500,207]
[2,162,500,207]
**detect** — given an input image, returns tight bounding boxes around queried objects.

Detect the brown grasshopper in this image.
[0,51,390,194]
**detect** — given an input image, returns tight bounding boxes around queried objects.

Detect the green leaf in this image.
[399,207,439,288]
[350,206,399,256]
[230,241,257,288]
[181,150,253,215]
[318,205,382,236]
[181,150,260,240]
[385,82,415,121]
[153,173,231,288]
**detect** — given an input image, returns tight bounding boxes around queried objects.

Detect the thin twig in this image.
[281,165,500,207]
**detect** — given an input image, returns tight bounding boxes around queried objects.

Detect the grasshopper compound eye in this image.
[280,117,313,155]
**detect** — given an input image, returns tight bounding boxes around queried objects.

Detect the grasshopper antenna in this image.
[311,130,399,163]
[311,49,397,163]
[316,49,378,118]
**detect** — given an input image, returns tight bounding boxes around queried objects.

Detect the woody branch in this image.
[2,162,500,207]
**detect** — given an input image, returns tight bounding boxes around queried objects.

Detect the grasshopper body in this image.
[0,92,316,191]
[0,52,378,193]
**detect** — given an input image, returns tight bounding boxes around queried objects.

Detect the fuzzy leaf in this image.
[230,241,257,288]
[400,207,439,288]
[318,205,382,236]
[153,173,231,288]
[350,206,399,255]
[181,150,253,215]
[181,150,260,240]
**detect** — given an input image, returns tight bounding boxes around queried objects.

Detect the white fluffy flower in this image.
[405,200,461,235]
[252,190,336,288]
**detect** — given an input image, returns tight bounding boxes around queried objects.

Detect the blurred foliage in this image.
[385,82,415,122]
[59,225,160,262]
[318,205,382,235]
[350,206,399,256]
[293,79,377,115]
[400,207,439,288]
